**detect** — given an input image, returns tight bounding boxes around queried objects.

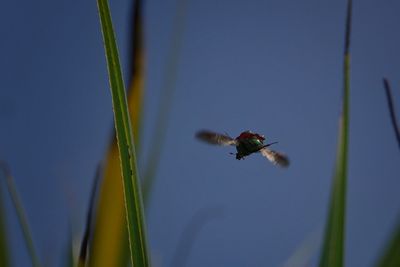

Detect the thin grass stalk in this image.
[0,177,9,267]
[142,0,188,206]
[374,78,400,266]
[96,0,150,265]
[78,165,102,267]
[0,162,41,267]
[319,0,352,266]
[383,78,400,149]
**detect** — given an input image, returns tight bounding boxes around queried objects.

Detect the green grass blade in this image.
[89,1,144,266]
[0,175,10,267]
[96,0,150,266]
[375,221,400,267]
[0,162,41,267]
[319,0,352,266]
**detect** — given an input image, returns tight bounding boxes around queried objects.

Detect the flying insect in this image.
[196,130,289,168]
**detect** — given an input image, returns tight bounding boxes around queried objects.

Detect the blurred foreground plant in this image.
[0,162,41,267]
[319,0,352,266]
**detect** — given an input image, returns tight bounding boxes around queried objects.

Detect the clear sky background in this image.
[0,0,399,266]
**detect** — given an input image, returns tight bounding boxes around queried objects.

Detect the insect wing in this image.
[260,147,290,168]
[196,130,236,146]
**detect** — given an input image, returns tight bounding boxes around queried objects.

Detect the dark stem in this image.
[78,164,102,267]
[383,78,400,149]
[344,0,352,55]
[128,0,143,84]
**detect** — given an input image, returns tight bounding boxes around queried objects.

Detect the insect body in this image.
[196,130,289,167]
[235,131,267,159]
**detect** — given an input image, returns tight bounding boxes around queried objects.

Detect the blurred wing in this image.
[260,147,290,168]
[196,130,236,146]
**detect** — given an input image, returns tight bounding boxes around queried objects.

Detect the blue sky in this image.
[0,0,399,266]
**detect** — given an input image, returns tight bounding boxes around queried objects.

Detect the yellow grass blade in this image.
[89,143,128,267]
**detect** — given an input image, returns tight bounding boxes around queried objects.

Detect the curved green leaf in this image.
[96,0,150,266]
[89,1,144,266]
